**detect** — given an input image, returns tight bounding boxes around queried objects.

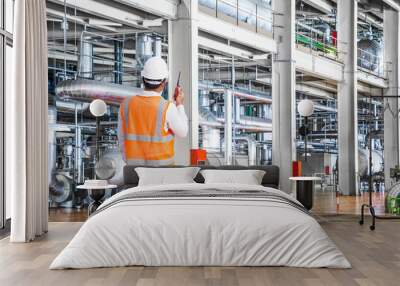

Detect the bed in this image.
[50,165,350,269]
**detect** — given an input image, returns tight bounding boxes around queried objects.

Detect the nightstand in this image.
[289,177,321,210]
[77,184,117,215]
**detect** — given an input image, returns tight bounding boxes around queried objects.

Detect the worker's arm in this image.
[117,104,126,161]
[166,102,188,138]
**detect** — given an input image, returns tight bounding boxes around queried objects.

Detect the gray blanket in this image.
[92,188,309,217]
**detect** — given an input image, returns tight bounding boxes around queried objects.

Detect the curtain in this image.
[8,0,48,242]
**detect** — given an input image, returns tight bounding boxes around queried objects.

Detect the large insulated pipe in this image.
[56,100,89,112]
[357,39,382,73]
[95,148,126,186]
[313,104,337,113]
[153,36,162,57]
[198,83,272,103]
[235,136,257,166]
[358,148,382,176]
[136,34,153,68]
[224,90,233,165]
[236,117,272,129]
[201,125,221,151]
[234,97,241,123]
[199,90,210,110]
[78,37,93,79]
[48,107,57,185]
[75,126,83,184]
[55,79,141,104]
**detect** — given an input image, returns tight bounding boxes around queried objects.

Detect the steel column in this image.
[168,0,198,165]
[0,0,4,229]
[337,0,358,196]
[272,0,296,194]
[384,8,400,190]
[225,90,233,165]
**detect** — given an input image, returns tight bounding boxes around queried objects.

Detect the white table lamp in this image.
[89,99,107,168]
[90,99,107,117]
[297,99,314,161]
[297,99,314,117]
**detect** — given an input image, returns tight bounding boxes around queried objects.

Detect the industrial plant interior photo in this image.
[1,0,400,285]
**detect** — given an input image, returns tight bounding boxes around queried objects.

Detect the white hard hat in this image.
[141,57,169,83]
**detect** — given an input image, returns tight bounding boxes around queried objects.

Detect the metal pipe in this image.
[114,40,124,84]
[55,100,89,112]
[136,34,153,68]
[63,0,67,78]
[74,105,83,184]
[153,36,162,57]
[235,97,241,123]
[96,117,101,171]
[78,36,93,79]
[198,83,272,103]
[55,79,141,104]
[305,116,308,162]
[368,95,373,202]
[48,107,58,185]
[235,136,257,166]
[224,90,233,165]
[231,56,236,163]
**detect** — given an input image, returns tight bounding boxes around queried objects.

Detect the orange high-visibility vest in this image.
[120,95,175,166]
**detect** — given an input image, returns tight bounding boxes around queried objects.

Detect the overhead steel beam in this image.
[357,70,388,88]
[357,82,384,96]
[113,0,178,19]
[46,8,118,32]
[302,0,333,14]
[299,80,337,92]
[295,49,344,82]
[358,11,384,29]
[296,84,336,99]
[87,19,123,27]
[198,70,269,82]
[47,0,146,29]
[303,0,383,29]
[47,50,136,67]
[383,0,400,11]
[198,36,254,59]
[197,12,277,54]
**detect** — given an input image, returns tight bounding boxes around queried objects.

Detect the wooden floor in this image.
[49,207,88,222]
[313,191,386,215]
[1,218,399,286]
[48,192,388,223]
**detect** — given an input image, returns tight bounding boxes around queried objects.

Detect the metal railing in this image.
[47,46,140,82]
[199,0,273,36]
[295,22,338,60]
[357,48,385,78]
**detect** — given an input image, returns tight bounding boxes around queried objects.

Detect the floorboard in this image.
[48,192,389,223]
[0,219,399,286]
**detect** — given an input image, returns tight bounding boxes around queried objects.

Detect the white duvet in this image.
[50,183,351,269]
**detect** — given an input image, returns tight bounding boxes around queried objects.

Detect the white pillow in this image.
[135,167,201,186]
[200,169,266,185]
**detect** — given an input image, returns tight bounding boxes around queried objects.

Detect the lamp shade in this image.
[297,99,314,117]
[90,99,107,117]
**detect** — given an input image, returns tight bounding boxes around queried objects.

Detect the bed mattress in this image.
[50,183,351,269]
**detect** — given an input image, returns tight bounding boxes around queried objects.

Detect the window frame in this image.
[0,0,13,231]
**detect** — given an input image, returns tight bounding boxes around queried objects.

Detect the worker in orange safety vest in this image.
[118,57,188,166]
